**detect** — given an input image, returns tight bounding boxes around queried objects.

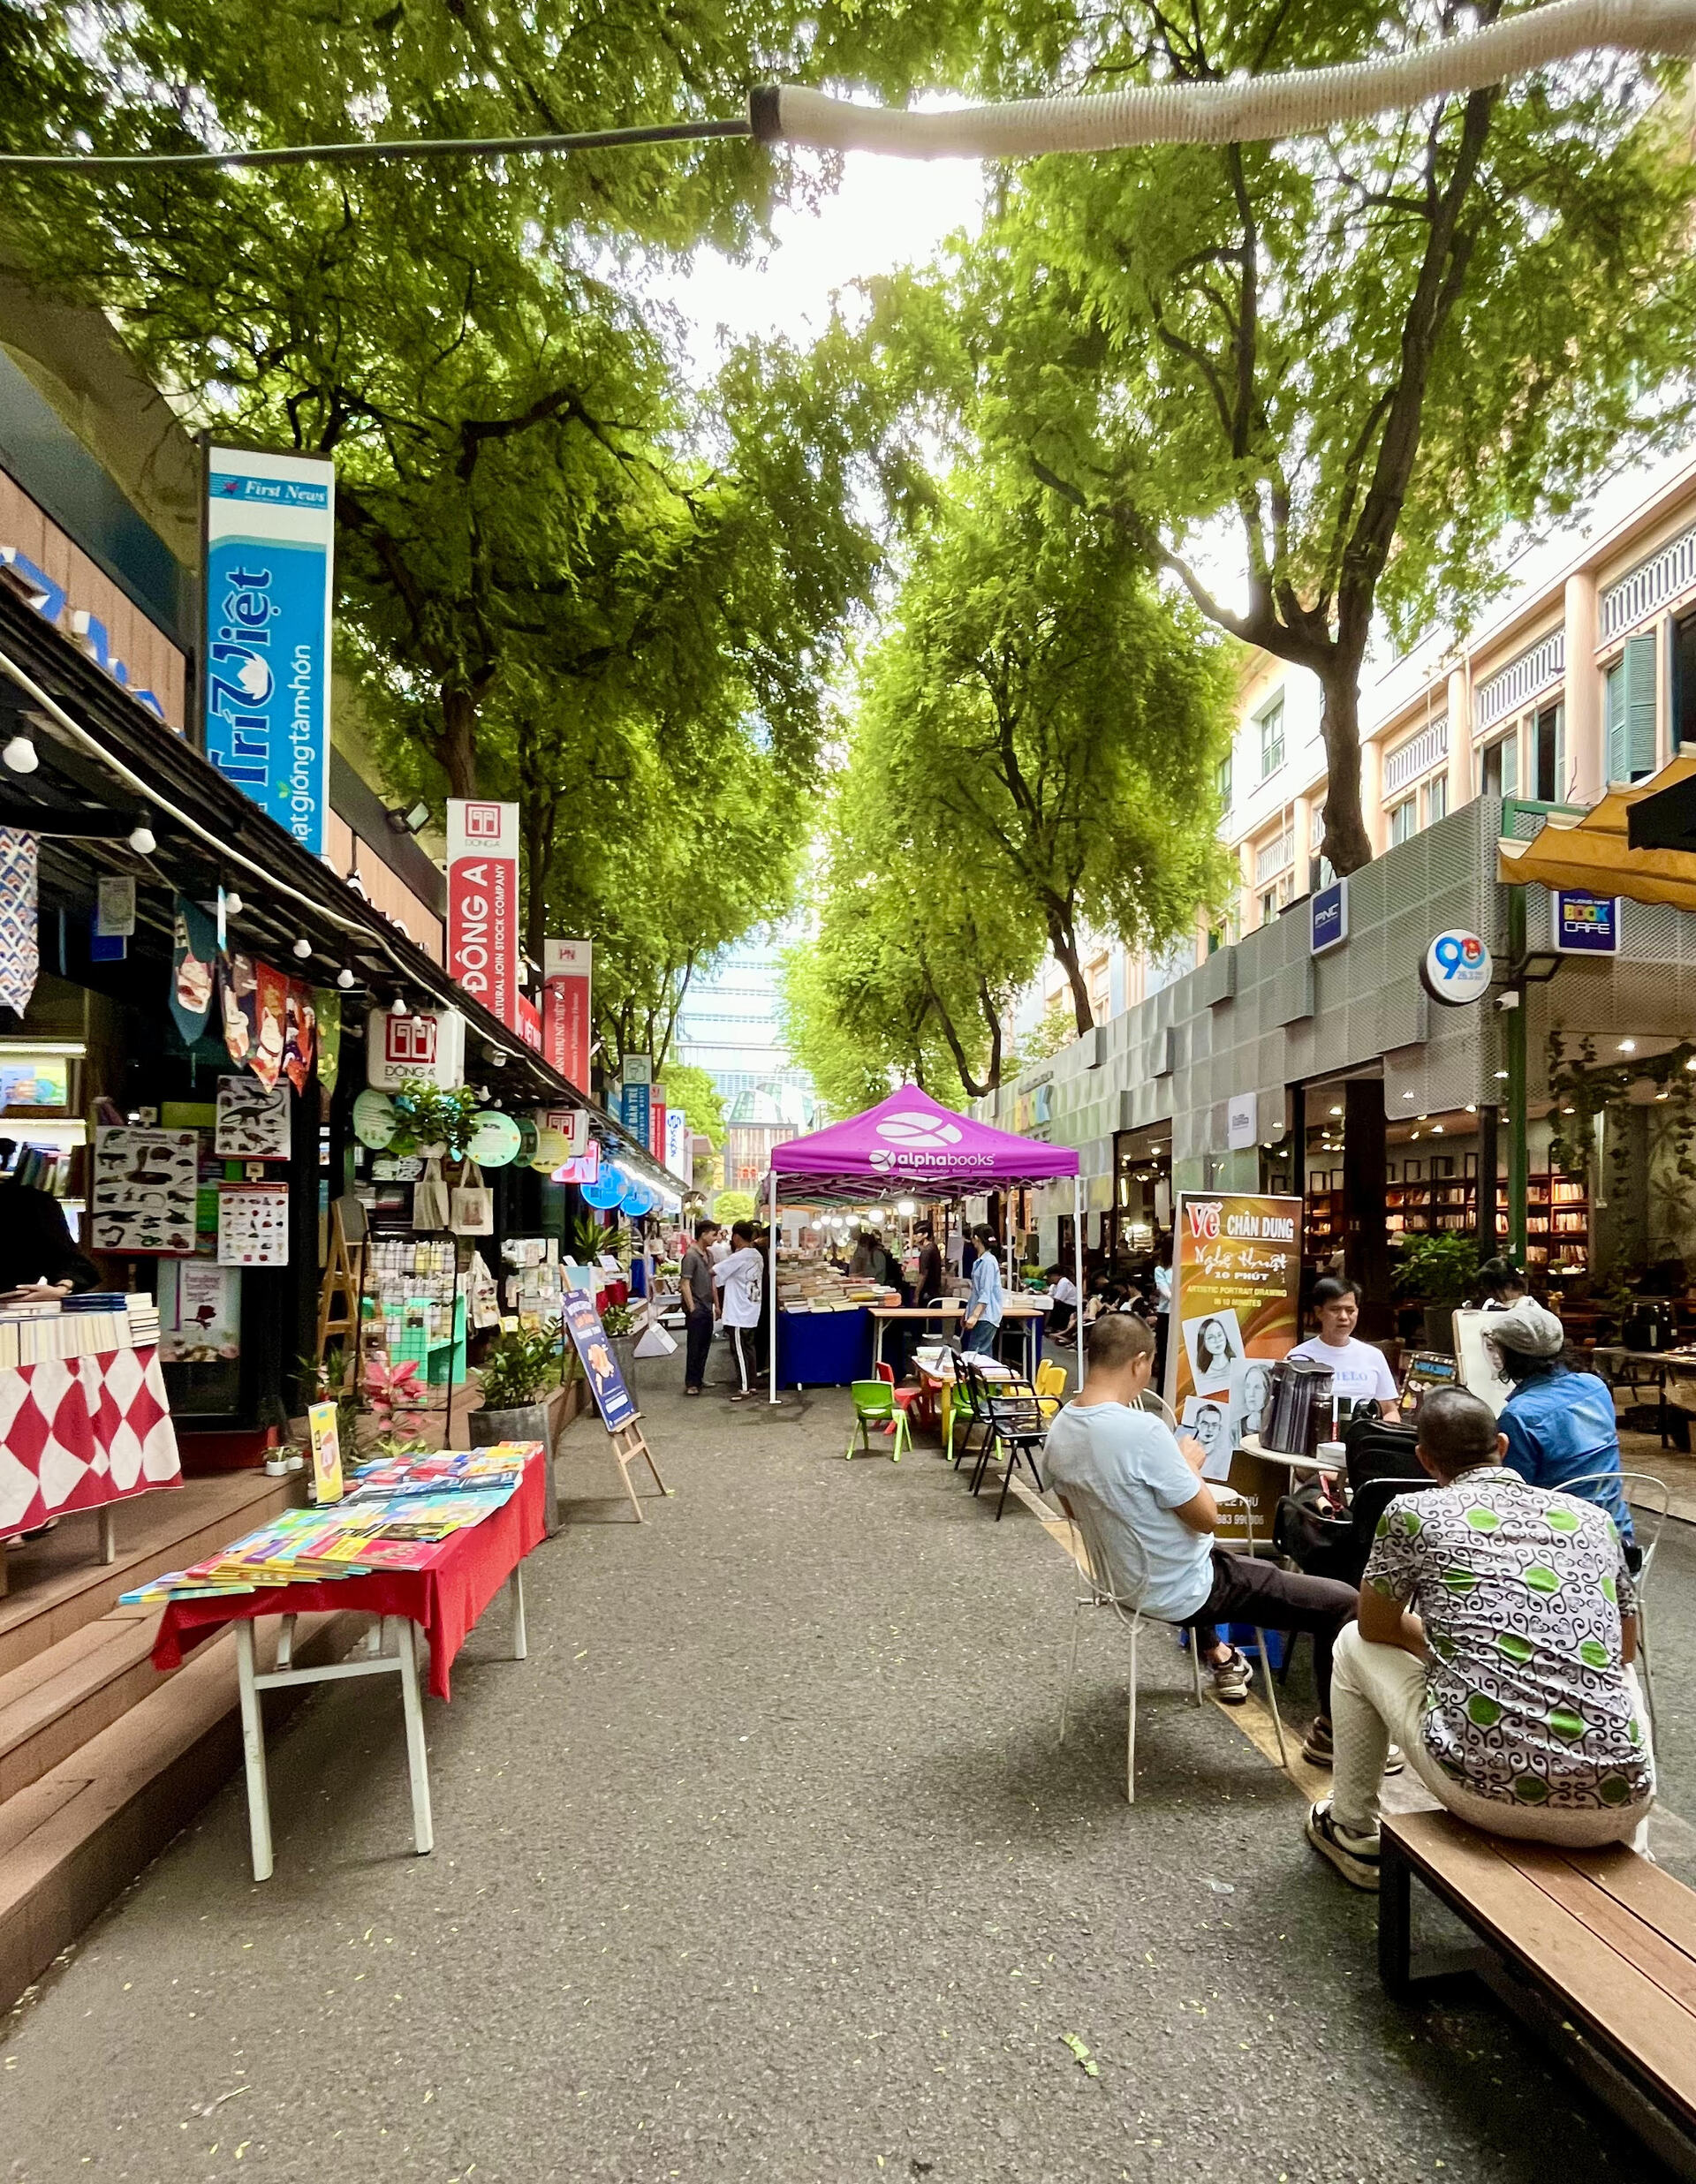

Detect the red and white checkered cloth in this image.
[0,1344,181,1538]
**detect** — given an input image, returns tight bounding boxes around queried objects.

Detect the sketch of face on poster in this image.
[1180,1396,1236,1483]
[1230,1356,1276,1441]
[1184,1307,1243,1394]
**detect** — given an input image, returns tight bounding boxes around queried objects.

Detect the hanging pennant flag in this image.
[221,951,257,1065]
[249,961,288,1090]
[283,981,316,1095]
[313,986,343,1094]
[170,895,218,1047]
[0,830,38,1015]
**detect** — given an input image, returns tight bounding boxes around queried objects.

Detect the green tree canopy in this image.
[870,1,1696,873]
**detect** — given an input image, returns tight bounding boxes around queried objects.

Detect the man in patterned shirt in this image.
[1306,1387,1652,1890]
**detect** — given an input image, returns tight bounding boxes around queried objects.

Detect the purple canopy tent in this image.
[763,1087,1082,1403]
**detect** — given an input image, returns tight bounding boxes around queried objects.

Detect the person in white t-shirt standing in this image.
[714,1220,765,1402]
[1286,1276,1400,1421]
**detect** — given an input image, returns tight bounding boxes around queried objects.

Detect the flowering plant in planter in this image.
[364,1354,430,1455]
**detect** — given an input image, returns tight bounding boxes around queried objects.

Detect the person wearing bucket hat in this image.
[1488,1300,1634,1551]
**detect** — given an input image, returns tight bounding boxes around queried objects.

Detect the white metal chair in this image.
[1056,1484,1287,1802]
[1561,1469,1669,1736]
[1136,1388,1179,1431]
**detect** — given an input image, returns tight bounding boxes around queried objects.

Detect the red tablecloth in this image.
[152,1449,547,1699]
[0,1343,181,1541]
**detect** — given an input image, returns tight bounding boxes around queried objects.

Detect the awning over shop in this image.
[0,585,675,1195]
[1497,754,1696,913]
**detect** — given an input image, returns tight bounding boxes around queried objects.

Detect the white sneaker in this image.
[1306,1799,1381,1891]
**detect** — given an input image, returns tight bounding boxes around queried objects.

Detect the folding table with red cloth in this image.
[0,1345,181,1590]
[152,1447,548,1879]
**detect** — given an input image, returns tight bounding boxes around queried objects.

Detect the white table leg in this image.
[395,1619,434,1855]
[276,1613,297,1670]
[874,1318,885,1369]
[98,1506,117,1565]
[234,1621,274,1882]
[509,1564,528,1660]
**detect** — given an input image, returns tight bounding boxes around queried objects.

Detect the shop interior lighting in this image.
[126,812,155,855]
[292,935,313,960]
[1657,1091,1670,1101]
[1494,1069,1510,1080]
[1328,1104,1343,1116]
[1404,1091,1416,1100]
[1687,1056,1696,1073]
[2,730,38,773]
[1618,1039,1637,1053]
[1465,1103,1477,1114]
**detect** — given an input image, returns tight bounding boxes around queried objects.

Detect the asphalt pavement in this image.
[4,1356,1691,2183]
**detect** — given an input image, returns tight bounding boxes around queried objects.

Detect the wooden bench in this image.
[1381,1810,1696,2179]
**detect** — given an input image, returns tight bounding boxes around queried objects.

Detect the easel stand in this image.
[315,1200,367,1385]
[607,1416,669,1522]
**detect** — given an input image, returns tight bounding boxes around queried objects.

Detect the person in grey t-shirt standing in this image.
[679,1220,720,1396]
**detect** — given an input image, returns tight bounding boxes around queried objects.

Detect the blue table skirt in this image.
[778,1309,872,1388]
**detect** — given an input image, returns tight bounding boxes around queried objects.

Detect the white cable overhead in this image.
[751,0,1696,160]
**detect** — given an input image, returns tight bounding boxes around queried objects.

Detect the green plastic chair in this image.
[846,1379,910,1462]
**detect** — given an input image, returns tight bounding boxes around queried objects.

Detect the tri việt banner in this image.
[202,447,335,857]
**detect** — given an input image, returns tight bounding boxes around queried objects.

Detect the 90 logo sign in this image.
[1420,928,1493,1007]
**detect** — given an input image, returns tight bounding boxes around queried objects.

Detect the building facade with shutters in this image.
[978,445,1696,1296]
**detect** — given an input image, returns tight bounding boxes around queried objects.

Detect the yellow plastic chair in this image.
[1034,1359,1068,1421]
[847,1379,909,1462]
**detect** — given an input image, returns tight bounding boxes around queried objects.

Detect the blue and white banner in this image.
[203,448,335,857]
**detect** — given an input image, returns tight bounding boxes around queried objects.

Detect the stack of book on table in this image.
[0,1292,160,1367]
[120,1441,541,1603]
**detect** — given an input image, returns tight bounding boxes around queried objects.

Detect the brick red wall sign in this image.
[447,800,519,1028]
[542,938,592,1088]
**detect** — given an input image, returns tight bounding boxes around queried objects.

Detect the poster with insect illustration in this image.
[217,1181,291,1266]
[214,1074,292,1160]
[90,1128,200,1255]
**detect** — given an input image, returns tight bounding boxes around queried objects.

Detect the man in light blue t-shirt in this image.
[1043,1314,1360,1735]
[962,1223,1003,1356]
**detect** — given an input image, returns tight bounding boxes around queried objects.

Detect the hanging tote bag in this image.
[450,1158,493,1236]
[412,1154,450,1232]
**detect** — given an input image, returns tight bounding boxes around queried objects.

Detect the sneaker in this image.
[683,1386,703,1397]
[1306,1799,1381,1891]
[1206,1646,1253,1704]
[1300,1719,1404,1775]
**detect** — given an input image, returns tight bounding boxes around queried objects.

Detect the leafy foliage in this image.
[478,1323,562,1412]
[870,1,1696,873]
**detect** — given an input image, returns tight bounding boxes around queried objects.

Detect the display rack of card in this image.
[502,1236,565,1326]
[366,1236,468,1386]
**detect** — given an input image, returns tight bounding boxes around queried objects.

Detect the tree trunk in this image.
[1047,912,1094,1038]
[521,795,556,966]
[1317,663,1374,878]
[438,684,480,801]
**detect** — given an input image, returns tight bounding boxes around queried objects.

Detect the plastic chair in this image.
[1562,1468,1670,1735]
[1056,1484,1286,1802]
[846,1379,909,1462]
[874,1360,923,1410]
[1034,1358,1068,1423]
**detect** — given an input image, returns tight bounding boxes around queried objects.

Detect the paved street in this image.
[4,1370,1690,2183]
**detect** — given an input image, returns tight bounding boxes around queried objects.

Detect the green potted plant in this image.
[600,1298,640,1393]
[1390,1234,1480,1354]
[388,1077,482,1159]
[473,1320,563,1529]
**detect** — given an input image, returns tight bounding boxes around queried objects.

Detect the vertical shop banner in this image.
[446,799,519,1027]
[517,995,542,1051]
[649,1084,666,1164]
[312,986,343,1093]
[169,895,218,1047]
[1164,1191,1302,1534]
[0,828,39,1015]
[665,1108,688,1180]
[541,939,592,1085]
[619,1054,651,1150]
[203,447,334,856]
